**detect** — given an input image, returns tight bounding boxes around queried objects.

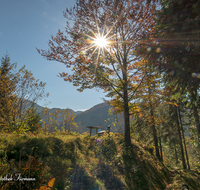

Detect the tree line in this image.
[0,55,77,134]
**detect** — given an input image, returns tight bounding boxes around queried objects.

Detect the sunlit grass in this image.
[0,131,199,190]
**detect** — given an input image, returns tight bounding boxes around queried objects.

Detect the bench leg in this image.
[90,129,92,136]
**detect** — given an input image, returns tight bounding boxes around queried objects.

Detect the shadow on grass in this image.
[122,144,168,190]
[3,136,78,190]
[181,170,200,189]
[96,161,125,190]
[122,144,148,190]
[70,164,104,190]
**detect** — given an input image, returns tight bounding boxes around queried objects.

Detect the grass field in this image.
[0,131,199,190]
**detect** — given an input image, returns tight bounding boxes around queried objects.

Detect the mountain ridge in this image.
[33,101,120,134]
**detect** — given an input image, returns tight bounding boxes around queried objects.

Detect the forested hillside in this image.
[32,102,120,134]
[74,103,124,134]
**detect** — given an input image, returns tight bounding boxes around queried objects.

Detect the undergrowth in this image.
[0,131,199,190]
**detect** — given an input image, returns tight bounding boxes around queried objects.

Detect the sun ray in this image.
[104,11,124,39]
[107,33,117,41]
[84,44,97,53]
[102,46,106,60]
[104,46,117,62]
[84,33,97,41]
[79,11,126,65]
[88,46,99,60]
[93,47,101,74]
[93,11,101,37]
[96,47,100,62]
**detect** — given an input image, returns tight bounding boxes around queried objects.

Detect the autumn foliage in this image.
[37,0,157,146]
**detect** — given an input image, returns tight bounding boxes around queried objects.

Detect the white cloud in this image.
[75,109,88,112]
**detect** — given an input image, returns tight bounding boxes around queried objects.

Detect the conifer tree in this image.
[0,55,47,132]
[138,0,200,148]
[0,55,17,130]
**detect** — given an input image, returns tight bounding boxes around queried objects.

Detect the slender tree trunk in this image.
[173,141,178,166]
[177,106,190,170]
[191,88,200,148]
[193,104,200,145]
[19,98,23,124]
[151,107,160,160]
[158,135,163,162]
[122,60,131,147]
[173,105,187,169]
[148,86,160,161]
[123,81,131,147]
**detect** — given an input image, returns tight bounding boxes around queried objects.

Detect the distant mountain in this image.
[25,100,123,134]
[36,106,81,116]
[74,102,116,134]
[35,106,82,131]
[73,111,83,116]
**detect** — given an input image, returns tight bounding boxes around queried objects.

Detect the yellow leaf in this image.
[39,186,50,190]
[48,178,55,188]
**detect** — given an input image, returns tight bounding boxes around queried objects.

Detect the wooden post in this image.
[107,125,110,134]
[89,128,92,136]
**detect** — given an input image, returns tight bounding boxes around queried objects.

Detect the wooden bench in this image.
[86,125,111,136]
[97,125,111,136]
[97,130,106,136]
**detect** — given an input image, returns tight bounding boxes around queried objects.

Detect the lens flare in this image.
[156,47,161,53]
[197,73,200,79]
[147,47,151,52]
[192,73,197,78]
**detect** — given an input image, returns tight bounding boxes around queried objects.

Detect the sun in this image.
[94,36,108,48]
[81,23,117,64]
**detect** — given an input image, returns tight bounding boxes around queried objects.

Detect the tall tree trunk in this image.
[148,86,161,161]
[158,134,163,162]
[193,104,200,145]
[123,64,131,147]
[177,106,190,170]
[151,107,161,160]
[173,141,178,166]
[173,105,187,169]
[191,88,200,147]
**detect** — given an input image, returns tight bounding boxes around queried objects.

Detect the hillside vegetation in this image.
[0,131,199,190]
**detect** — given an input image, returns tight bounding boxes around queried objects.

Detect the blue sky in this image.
[0,0,107,111]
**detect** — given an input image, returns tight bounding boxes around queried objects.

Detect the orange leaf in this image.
[39,186,50,190]
[48,178,55,188]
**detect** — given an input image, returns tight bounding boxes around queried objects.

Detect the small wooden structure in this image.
[97,130,106,136]
[86,126,101,136]
[97,125,111,136]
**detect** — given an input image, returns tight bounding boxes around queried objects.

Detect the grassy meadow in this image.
[0,131,200,190]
